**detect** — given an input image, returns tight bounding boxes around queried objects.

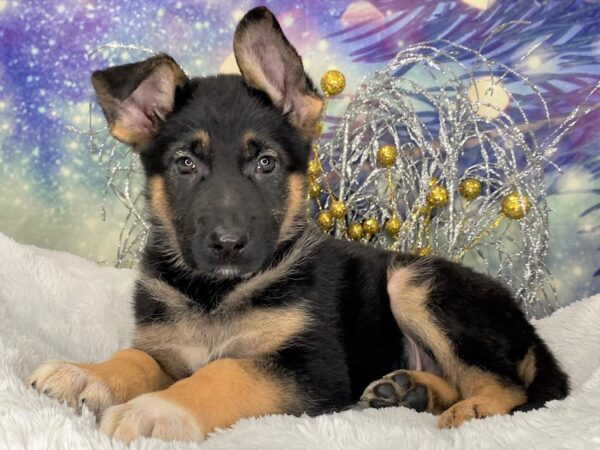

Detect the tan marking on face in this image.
[387,261,526,427]
[243,130,257,146]
[156,358,298,435]
[241,130,258,160]
[147,175,182,251]
[278,174,307,242]
[148,175,172,227]
[517,347,537,387]
[146,176,192,270]
[132,300,311,380]
[194,130,210,148]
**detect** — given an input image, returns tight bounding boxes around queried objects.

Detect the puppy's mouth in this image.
[210,265,254,280]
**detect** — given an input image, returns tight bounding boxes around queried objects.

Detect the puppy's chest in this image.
[132,305,309,379]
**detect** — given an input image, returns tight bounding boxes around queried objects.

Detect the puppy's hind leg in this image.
[385,259,528,428]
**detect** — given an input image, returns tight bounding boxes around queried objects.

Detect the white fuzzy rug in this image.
[1,231,599,450]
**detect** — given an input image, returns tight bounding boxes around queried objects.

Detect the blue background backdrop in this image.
[0,0,598,307]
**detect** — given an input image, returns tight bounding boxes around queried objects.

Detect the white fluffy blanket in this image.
[1,231,599,450]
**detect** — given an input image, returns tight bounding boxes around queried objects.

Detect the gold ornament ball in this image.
[458,178,482,201]
[320,70,346,97]
[308,181,321,198]
[307,159,321,178]
[426,185,449,208]
[316,210,335,231]
[347,222,364,240]
[384,216,402,238]
[363,217,380,236]
[501,191,532,220]
[330,200,348,219]
[376,145,397,167]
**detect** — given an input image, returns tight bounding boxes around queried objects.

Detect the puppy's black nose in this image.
[208,227,248,258]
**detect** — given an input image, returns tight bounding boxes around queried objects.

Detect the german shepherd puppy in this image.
[27,6,568,443]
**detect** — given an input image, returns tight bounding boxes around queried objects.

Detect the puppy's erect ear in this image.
[91,54,188,148]
[234,7,324,138]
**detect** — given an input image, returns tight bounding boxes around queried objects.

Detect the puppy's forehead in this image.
[186,76,284,128]
[156,75,294,161]
[191,129,257,147]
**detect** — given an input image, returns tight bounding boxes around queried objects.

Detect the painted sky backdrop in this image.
[0,0,599,308]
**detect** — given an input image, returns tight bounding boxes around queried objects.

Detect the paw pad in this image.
[360,370,429,412]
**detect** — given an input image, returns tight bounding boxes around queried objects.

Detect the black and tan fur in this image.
[27,6,569,442]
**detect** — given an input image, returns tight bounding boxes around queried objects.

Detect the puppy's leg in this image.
[27,348,172,417]
[386,260,528,428]
[100,358,300,443]
[360,369,459,414]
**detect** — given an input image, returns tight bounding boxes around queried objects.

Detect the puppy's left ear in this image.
[234,7,323,138]
[91,54,188,149]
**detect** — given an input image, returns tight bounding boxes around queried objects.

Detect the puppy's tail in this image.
[512,337,569,413]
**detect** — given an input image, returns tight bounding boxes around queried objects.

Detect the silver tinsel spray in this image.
[314,34,598,318]
[74,34,598,318]
[68,44,154,267]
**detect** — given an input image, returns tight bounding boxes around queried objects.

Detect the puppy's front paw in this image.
[100,394,205,443]
[27,361,114,417]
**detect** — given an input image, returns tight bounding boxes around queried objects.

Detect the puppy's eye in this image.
[176,157,196,174]
[256,155,276,174]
